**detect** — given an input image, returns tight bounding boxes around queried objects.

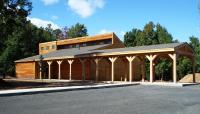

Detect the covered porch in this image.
[36,43,196,83]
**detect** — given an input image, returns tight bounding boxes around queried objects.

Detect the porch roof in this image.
[15,42,190,63]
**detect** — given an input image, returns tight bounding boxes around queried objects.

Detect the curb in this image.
[140,82,199,87]
[0,83,139,97]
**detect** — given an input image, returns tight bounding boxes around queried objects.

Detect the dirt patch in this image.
[179,73,200,83]
[0,79,102,90]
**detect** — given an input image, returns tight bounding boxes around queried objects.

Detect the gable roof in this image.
[15,42,190,63]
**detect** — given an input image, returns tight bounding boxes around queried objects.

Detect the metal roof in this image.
[93,42,186,53]
[15,42,186,62]
[15,44,109,62]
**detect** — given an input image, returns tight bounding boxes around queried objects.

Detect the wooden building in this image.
[15,33,196,83]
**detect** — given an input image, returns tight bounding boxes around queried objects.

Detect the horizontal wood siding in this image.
[16,62,36,79]
[39,41,57,54]
[57,33,113,45]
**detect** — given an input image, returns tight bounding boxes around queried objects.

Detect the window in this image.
[100,41,104,45]
[72,45,76,48]
[41,47,44,50]
[83,43,87,47]
[92,42,96,45]
[46,46,49,50]
[104,40,111,44]
[52,45,55,49]
[76,44,79,48]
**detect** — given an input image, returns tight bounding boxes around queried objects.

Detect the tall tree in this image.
[123,21,176,81]
[143,21,157,45]
[0,0,56,76]
[67,23,88,38]
[189,36,200,72]
[156,24,173,44]
[0,0,32,53]
[124,29,140,47]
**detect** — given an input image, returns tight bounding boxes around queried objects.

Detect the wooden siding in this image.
[112,33,124,45]
[56,33,113,46]
[39,41,57,54]
[16,62,36,79]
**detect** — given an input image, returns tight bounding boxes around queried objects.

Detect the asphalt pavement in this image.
[0,85,200,114]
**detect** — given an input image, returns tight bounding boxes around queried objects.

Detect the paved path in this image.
[1,85,200,114]
[0,83,138,96]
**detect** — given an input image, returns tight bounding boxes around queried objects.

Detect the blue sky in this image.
[29,0,200,42]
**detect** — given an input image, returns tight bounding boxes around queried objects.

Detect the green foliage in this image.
[189,36,200,72]
[67,23,88,38]
[124,21,173,47]
[177,57,192,79]
[51,23,88,40]
[123,21,198,81]
[124,22,174,80]
[0,0,55,76]
[156,24,173,44]
[155,59,172,81]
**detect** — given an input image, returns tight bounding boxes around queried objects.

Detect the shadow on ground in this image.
[0,79,104,90]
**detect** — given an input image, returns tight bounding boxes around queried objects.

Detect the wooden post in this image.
[57,60,63,80]
[94,58,101,82]
[126,56,136,82]
[80,59,86,81]
[141,57,146,82]
[192,58,196,83]
[146,55,157,83]
[47,61,52,79]
[67,60,74,80]
[109,57,118,82]
[168,54,177,83]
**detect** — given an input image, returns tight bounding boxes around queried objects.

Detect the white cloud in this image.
[41,0,59,5]
[99,29,112,34]
[68,0,105,18]
[51,15,59,20]
[27,17,60,30]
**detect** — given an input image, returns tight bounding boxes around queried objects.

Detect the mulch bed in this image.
[0,79,100,90]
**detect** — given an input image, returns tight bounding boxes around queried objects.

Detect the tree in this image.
[143,21,157,45]
[189,36,200,72]
[123,21,176,81]
[0,0,57,76]
[156,24,173,44]
[177,57,192,79]
[0,0,32,53]
[67,23,88,38]
[124,29,140,47]
[155,59,172,81]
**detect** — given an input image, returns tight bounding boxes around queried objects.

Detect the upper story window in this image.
[83,43,87,47]
[72,45,76,48]
[76,44,79,48]
[41,47,44,50]
[46,46,49,50]
[104,40,112,44]
[92,42,96,45]
[52,45,55,49]
[100,41,104,45]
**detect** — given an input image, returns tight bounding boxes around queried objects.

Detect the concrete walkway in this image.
[0,82,139,96]
[0,80,198,97]
[140,82,198,87]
